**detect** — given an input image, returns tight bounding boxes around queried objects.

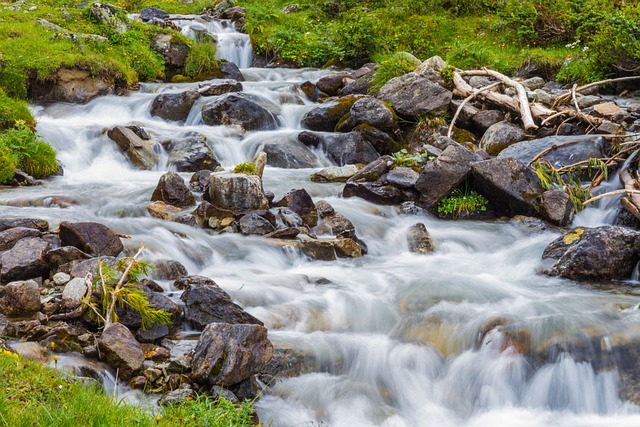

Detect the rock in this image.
[136,324,169,343]
[0,238,50,283]
[28,68,116,104]
[146,201,186,221]
[151,260,188,281]
[189,170,213,192]
[497,135,610,170]
[238,213,276,235]
[377,72,452,119]
[343,181,403,205]
[471,157,544,217]
[407,223,435,254]
[273,189,318,227]
[352,124,400,155]
[0,217,48,232]
[180,277,263,329]
[0,280,41,316]
[151,34,189,78]
[592,102,625,120]
[539,190,574,226]
[479,121,527,156]
[300,95,362,132]
[316,72,354,96]
[89,3,127,34]
[472,110,505,132]
[311,165,359,182]
[59,221,123,257]
[348,155,395,183]
[150,91,200,123]
[221,6,247,24]
[521,77,545,90]
[285,237,362,260]
[166,133,220,172]
[383,167,419,189]
[415,55,447,74]
[208,172,269,213]
[158,388,195,406]
[210,386,239,403]
[199,79,243,96]
[139,7,169,22]
[58,257,116,279]
[47,246,91,269]
[61,277,87,311]
[315,201,355,236]
[298,131,324,148]
[543,226,640,281]
[201,93,277,131]
[282,3,300,13]
[337,97,397,134]
[144,288,182,326]
[217,60,245,81]
[98,323,144,380]
[262,137,318,169]
[324,132,380,166]
[151,172,196,208]
[10,342,48,362]
[0,227,42,251]
[191,322,272,388]
[52,272,71,286]
[106,126,159,170]
[415,144,482,209]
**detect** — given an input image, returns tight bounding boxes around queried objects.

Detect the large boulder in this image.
[98,323,144,380]
[0,227,42,252]
[273,189,318,227]
[208,172,269,214]
[262,137,318,169]
[0,238,51,283]
[543,226,640,281]
[191,323,273,387]
[151,172,196,208]
[337,97,397,133]
[377,72,452,119]
[180,277,263,329]
[59,221,123,257]
[106,126,160,170]
[538,190,574,227]
[479,121,527,156]
[0,280,41,316]
[471,157,544,217]
[415,144,482,209]
[300,95,362,132]
[201,93,277,131]
[166,133,220,172]
[323,132,380,166]
[238,213,275,236]
[151,91,201,123]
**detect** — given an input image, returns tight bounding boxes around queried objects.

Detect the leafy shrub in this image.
[233,162,258,175]
[0,121,58,179]
[0,150,16,184]
[437,188,489,218]
[185,42,220,79]
[392,148,432,169]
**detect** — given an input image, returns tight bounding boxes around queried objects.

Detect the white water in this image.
[3,17,640,427]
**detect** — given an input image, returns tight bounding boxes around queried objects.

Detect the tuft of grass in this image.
[0,89,36,131]
[185,42,220,80]
[233,162,258,175]
[437,188,489,218]
[0,121,58,180]
[369,52,418,94]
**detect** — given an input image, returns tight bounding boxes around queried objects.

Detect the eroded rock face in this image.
[150,91,201,123]
[28,68,116,104]
[0,280,41,316]
[191,323,273,387]
[59,221,123,257]
[201,93,277,131]
[151,172,196,208]
[0,238,51,283]
[377,73,452,119]
[98,323,144,380]
[543,226,640,281]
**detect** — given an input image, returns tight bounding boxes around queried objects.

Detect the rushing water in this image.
[3,15,640,427]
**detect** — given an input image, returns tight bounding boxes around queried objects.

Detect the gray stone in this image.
[151,260,188,281]
[343,182,404,205]
[59,221,123,257]
[98,323,144,380]
[52,272,71,286]
[262,137,318,169]
[238,213,275,236]
[315,201,355,236]
[0,280,41,316]
[47,247,92,270]
[383,167,419,189]
[407,223,435,254]
[151,172,195,208]
[0,227,42,251]
[106,126,159,170]
[479,121,527,156]
[539,190,574,226]
[0,217,48,232]
[89,3,127,34]
[150,91,200,123]
[273,189,318,227]
[139,7,169,22]
[340,97,397,133]
[324,132,380,166]
[378,72,452,119]
[300,95,362,132]
[521,77,545,90]
[61,277,88,311]
[0,238,51,283]
[158,388,194,406]
[201,93,277,131]
[316,72,354,96]
[348,155,395,183]
[472,110,505,132]
[310,165,359,182]
[166,133,219,172]
[208,172,269,213]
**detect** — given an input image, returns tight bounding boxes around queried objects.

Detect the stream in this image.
[3,13,640,427]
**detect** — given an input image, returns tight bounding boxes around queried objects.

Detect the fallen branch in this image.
[447,81,501,138]
[528,137,592,165]
[553,75,640,107]
[582,189,640,206]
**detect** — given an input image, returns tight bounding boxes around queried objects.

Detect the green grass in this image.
[0,121,58,181]
[437,188,489,218]
[0,350,257,427]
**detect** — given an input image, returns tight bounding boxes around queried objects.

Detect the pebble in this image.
[53,272,71,286]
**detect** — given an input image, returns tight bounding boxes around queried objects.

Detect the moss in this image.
[563,228,584,245]
[233,162,258,174]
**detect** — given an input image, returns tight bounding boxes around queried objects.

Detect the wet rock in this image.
[139,7,169,22]
[472,110,505,132]
[59,221,123,257]
[415,144,482,209]
[136,324,169,343]
[348,155,395,183]
[199,79,243,96]
[407,223,435,254]
[338,97,397,133]
[107,126,160,170]
[0,238,51,283]
[471,157,544,217]
[479,121,527,156]
[217,60,245,82]
[0,280,41,316]
[28,68,116,104]
[191,323,273,387]
[151,260,188,281]
[539,190,574,226]
[61,277,88,311]
[98,323,144,380]
[0,217,48,232]
[0,227,42,251]
[47,246,91,269]
[158,388,195,406]
[315,201,355,236]
[543,226,640,281]
[300,95,362,132]
[324,132,380,166]
[144,288,182,326]
[383,167,419,189]
[311,165,359,182]
[201,93,277,131]
[151,34,189,78]
[273,189,318,227]
[343,181,403,205]
[150,91,200,123]
[180,278,263,329]
[238,213,276,235]
[208,172,269,213]
[262,137,317,169]
[316,72,354,96]
[166,133,220,172]
[151,171,196,208]
[377,72,452,119]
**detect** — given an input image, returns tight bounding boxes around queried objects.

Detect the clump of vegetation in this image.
[437,188,489,218]
[0,89,36,130]
[392,148,432,170]
[0,121,58,181]
[233,162,258,175]
[369,52,418,94]
[88,248,171,331]
[0,349,257,426]
[185,42,220,80]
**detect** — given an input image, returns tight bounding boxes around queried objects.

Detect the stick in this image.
[582,189,640,205]
[447,82,501,138]
[528,137,590,165]
[554,76,640,106]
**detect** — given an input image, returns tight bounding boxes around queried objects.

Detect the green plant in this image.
[437,188,489,218]
[369,52,417,94]
[392,148,432,169]
[0,89,35,130]
[0,150,16,183]
[185,42,220,79]
[0,121,58,179]
[87,247,171,330]
[233,162,258,175]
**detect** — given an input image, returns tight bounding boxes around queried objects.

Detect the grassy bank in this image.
[0,350,256,427]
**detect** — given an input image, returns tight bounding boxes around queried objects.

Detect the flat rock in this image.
[59,221,123,257]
